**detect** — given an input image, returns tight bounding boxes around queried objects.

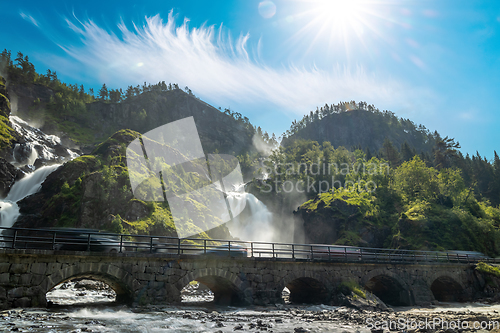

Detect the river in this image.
[2,282,500,332]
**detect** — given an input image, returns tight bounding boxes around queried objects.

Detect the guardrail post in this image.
[204,239,207,254]
[149,237,154,253]
[228,241,231,257]
[292,244,295,259]
[272,243,275,258]
[178,238,181,255]
[328,246,331,261]
[119,235,123,253]
[87,233,91,251]
[447,252,449,262]
[251,242,254,257]
[344,247,347,262]
[52,232,56,250]
[12,229,17,249]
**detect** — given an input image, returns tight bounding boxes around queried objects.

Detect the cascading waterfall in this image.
[226,191,275,242]
[0,164,61,228]
[0,115,79,229]
[10,116,78,167]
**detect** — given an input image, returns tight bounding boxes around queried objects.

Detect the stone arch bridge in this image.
[0,249,481,309]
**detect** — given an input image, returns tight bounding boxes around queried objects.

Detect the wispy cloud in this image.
[20,12,39,27]
[59,11,434,116]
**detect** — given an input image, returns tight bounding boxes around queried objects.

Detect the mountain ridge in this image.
[281,108,438,155]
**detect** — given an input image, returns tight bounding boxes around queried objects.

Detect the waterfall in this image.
[226,192,275,242]
[9,116,78,167]
[0,115,78,228]
[0,164,61,228]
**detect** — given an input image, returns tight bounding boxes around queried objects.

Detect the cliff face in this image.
[9,85,255,155]
[15,129,231,239]
[282,109,435,153]
[0,77,23,197]
[15,130,142,231]
[0,77,20,155]
[294,195,391,247]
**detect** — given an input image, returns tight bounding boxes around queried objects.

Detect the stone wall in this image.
[0,249,479,309]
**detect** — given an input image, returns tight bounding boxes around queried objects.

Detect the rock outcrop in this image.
[0,76,23,197]
[14,128,231,238]
[15,130,144,230]
[294,196,391,247]
[0,158,23,198]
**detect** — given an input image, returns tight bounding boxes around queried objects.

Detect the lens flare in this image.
[259,1,277,19]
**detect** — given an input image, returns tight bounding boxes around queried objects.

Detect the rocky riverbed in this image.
[1,279,499,332]
[2,302,500,332]
[47,279,116,306]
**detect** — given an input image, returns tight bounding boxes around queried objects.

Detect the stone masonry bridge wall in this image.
[0,249,480,309]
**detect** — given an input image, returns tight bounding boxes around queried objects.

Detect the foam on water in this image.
[226,192,274,242]
[0,164,61,228]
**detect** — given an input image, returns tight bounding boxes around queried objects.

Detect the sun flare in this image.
[290,0,379,57]
[318,0,362,26]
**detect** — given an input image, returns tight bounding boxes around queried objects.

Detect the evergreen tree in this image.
[434,136,460,169]
[490,151,500,206]
[401,141,415,162]
[365,147,372,160]
[381,138,400,167]
[98,83,108,101]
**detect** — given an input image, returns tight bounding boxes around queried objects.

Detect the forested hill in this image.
[1,50,276,157]
[281,103,437,155]
[10,82,257,155]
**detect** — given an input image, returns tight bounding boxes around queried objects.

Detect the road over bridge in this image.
[0,247,485,309]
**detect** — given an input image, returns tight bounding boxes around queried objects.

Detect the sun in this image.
[289,0,378,56]
[318,0,362,26]
[311,0,369,39]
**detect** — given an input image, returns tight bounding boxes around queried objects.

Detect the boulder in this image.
[0,158,22,198]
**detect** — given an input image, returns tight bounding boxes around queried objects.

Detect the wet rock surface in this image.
[47,279,116,306]
[181,282,215,303]
[0,158,22,198]
[3,302,500,332]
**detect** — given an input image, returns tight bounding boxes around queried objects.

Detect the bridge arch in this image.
[362,270,412,306]
[42,263,141,304]
[176,268,247,305]
[279,272,331,304]
[430,275,464,302]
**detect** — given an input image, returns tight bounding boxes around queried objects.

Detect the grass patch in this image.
[476,262,500,278]
[340,280,366,299]
[0,115,14,150]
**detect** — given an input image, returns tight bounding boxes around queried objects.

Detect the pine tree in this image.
[365,147,372,160]
[433,136,460,169]
[381,138,400,167]
[98,83,108,101]
[401,141,415,162]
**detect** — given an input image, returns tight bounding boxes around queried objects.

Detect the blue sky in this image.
[2,0,500,158]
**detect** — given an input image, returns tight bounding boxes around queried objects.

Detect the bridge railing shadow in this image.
[0,226,496,265]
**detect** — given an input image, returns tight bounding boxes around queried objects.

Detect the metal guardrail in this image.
[0,226,497,264]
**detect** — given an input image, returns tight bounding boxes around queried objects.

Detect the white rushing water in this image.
[0,115,78,228]
[0,164,61,228]
[226,192,275,242]
[10,116,78,166]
